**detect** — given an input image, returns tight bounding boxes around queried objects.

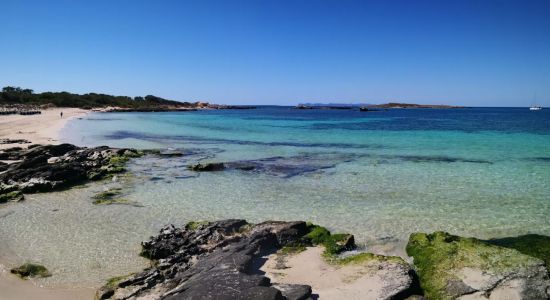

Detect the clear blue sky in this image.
[2,0,549,106]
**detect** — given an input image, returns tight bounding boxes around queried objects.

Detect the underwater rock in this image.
[10,263,51,278]
[189,162,225,171]
[406,231,550,300]
[98,219,418,300]
[0,190,24,203]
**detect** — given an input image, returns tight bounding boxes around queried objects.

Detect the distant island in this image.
[296,102,464,110]
[369,102,464,109]
[0,86,255,111]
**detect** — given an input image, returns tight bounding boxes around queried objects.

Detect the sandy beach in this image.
[261,247,410,300]
[0,108,88,150]
[1,108,95,299]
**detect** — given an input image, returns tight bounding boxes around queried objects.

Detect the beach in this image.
[1,107,550,299]
[0,108,88,150]
[0,266,95,300]
[0,107,94,299]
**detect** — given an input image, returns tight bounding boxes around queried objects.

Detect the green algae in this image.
[0,190,24,203]
[10,263,51,278]
[279,245,307,255]
[406,231,542,300]
[93,198,129,205]
[185,220,209,230]
[92,188,129,205]
[304,223,354,257]
[105,273,134,288]
[487,234,550,271]
[93,188,123,200]
[333,252,406,265]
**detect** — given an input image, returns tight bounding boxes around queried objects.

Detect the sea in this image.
[1,106,549,287]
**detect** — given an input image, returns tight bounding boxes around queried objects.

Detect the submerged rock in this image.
[0,144,142,200]
[98,219,419,300]
[189,162,225,171]
[0,190,24,203]
[10,263,51,279]
[406,231,550,300]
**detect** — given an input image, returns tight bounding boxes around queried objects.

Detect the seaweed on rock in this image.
[10,263,51,279]
[406,231,550,300]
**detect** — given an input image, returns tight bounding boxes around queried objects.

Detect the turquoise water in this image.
[1,107,549,286]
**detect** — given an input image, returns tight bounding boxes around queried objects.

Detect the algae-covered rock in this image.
[10,263,51,278]
[487,234,550,272]
[406,231,550,300]
[304,223,355,256]
[0,190,24,203]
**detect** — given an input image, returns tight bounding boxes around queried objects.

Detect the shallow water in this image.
[1,107,550,286]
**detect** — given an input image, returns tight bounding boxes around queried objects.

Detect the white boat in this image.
[530,93,542,110]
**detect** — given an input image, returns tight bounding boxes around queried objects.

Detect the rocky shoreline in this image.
[1,144,550,299]
[0,143,143,202]
[96,219,550,300]
[96,219,419,300]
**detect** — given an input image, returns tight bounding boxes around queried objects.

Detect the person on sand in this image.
[60,111,63,118]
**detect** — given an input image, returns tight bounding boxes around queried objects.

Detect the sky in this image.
[1,0,550,106]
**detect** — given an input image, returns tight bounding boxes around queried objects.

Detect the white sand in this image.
[0,108,88,150]
[261,246,408,300]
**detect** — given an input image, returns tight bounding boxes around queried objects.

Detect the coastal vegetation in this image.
[0,86,194,109]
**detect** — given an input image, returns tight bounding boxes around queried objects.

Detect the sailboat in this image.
[530,93,543,110]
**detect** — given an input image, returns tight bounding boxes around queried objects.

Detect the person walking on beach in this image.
[60,111,63,118]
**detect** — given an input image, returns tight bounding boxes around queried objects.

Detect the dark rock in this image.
[0,144,142,199]
[0,138,31,145]
[101,219,418,299]
[272,283,312,300]
[189,162,225,171]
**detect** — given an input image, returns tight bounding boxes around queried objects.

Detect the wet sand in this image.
[0,265,95,300]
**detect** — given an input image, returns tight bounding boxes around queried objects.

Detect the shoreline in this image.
[0,264,96,300]
[1,108,550,299]
[0,111,96,299]
[0,107,88,150]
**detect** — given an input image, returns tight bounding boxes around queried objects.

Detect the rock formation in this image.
[97,220,419,300]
